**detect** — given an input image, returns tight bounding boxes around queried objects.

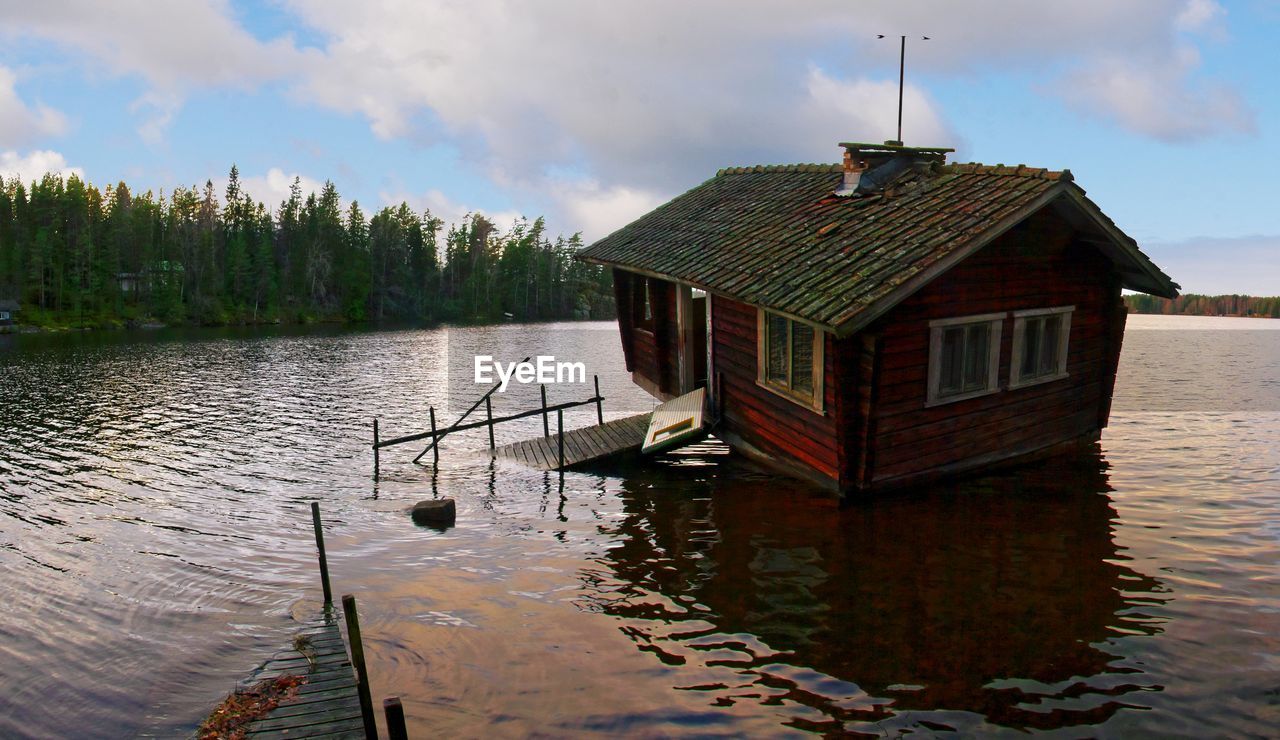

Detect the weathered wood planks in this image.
[491,413,651,471]
[244,615,365,739]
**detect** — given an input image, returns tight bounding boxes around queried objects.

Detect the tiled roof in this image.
[578,160,1177,336]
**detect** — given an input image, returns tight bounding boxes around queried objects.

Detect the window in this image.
[757,309,823,410]
[1010,306,1072,388]
[927,313,1003,406]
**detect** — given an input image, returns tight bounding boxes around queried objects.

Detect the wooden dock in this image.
[492,413,650,470]
[243,614,365,738]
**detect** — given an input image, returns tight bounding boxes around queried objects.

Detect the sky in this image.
[0,0,1277,295]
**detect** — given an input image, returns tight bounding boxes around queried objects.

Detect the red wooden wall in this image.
[850,208,1124,490]
[613,270,681,398]
[711,295,845,485]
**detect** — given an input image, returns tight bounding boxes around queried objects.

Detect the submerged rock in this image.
[411,499,456,527]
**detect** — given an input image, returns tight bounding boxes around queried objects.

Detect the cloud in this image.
[1144,235,1280,295]
[542,178,666,243]
[0,67,69,147]
[380,187,524,233]
[0,150,84,186]
[273,0,1244,238]
[1057,43,1252,142]
[232,167,328,211]
[1,1,312,144]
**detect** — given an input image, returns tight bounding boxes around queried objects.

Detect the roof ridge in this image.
[715,163,843,177]
[943,162,1073,181]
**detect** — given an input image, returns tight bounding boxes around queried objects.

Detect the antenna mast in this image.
[878,35,929,145]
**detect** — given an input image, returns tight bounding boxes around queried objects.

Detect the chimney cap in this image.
[839,141,955,156]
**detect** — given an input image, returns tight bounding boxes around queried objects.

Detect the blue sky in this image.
[0,0,1276,294]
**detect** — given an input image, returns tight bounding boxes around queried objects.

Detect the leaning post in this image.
[594,375,604,425]
[310,502,332,606]
[485,395,495,449]
[341,594,378,740]
[429,406,439,467]
[540,384,550,437]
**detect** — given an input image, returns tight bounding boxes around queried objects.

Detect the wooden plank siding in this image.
[711,294,845,486]
[851,210,1120,490]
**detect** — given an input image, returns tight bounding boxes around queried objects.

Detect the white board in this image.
[642,387,706,454]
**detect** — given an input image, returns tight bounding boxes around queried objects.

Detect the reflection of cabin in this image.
[578,142,1179,495]
[0,299,17,326]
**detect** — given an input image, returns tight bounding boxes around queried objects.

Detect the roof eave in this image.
[1055,188,1181,299]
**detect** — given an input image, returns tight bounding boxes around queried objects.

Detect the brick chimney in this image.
[835,141,953,197]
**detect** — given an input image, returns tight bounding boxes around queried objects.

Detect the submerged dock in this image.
[492,412,650,470]
[242,614,365,738]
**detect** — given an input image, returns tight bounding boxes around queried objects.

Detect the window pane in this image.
[643,281,653,321]
[792,323,815,395]
[1040,315,1060,375]
[1021,317,1041,378]
[939,326,964,395]
[767,313,788,383]
[963,323,990,391]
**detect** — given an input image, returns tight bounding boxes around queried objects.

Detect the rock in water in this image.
[411,499,456,526]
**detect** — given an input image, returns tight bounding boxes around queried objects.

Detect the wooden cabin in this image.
[577,142,1179,495]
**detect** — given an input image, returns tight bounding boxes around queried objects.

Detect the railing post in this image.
[485,395,495,450]
[310,502,332,606]
[540,384,550,438]
[594,375,604,425]
[372,419,380,477]
[342,594,378,740]
[557,408,565,472]
[384,697,408,740]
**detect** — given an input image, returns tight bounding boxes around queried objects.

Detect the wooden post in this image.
[429,406,439,466]
[594,375,603,425]
[557,408,565,471]
[341,594,377,740]
[540,384,550,438]
[310,502,332,606]
[485,395,495,449]
[384,697,408,740]
[372,419,380,477]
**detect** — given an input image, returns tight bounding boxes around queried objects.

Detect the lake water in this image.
[0,315,1277,737]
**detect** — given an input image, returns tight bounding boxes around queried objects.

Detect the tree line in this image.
[0,167,614,328]
[1125,293,1280,318]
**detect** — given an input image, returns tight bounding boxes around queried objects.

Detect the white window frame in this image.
[756,308,824,413]
[926,312,1004,407]
[1009,306,1073,389]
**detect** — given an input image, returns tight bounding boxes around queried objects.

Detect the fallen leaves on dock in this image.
[197,674,307,739]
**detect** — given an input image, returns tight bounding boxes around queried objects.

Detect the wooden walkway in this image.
[243,614,365,738]
[492,413,650,470]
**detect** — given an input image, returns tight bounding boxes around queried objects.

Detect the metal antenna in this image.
[878,35,930,145]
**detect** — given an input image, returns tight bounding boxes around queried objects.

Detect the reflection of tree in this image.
[584,450,1169,733]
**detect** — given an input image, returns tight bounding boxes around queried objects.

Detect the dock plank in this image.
[491,413,650,471]
[231,613,367,739]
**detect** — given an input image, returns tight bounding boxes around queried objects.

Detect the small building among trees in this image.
[578,142,1179,495]
[0,299,18,326]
